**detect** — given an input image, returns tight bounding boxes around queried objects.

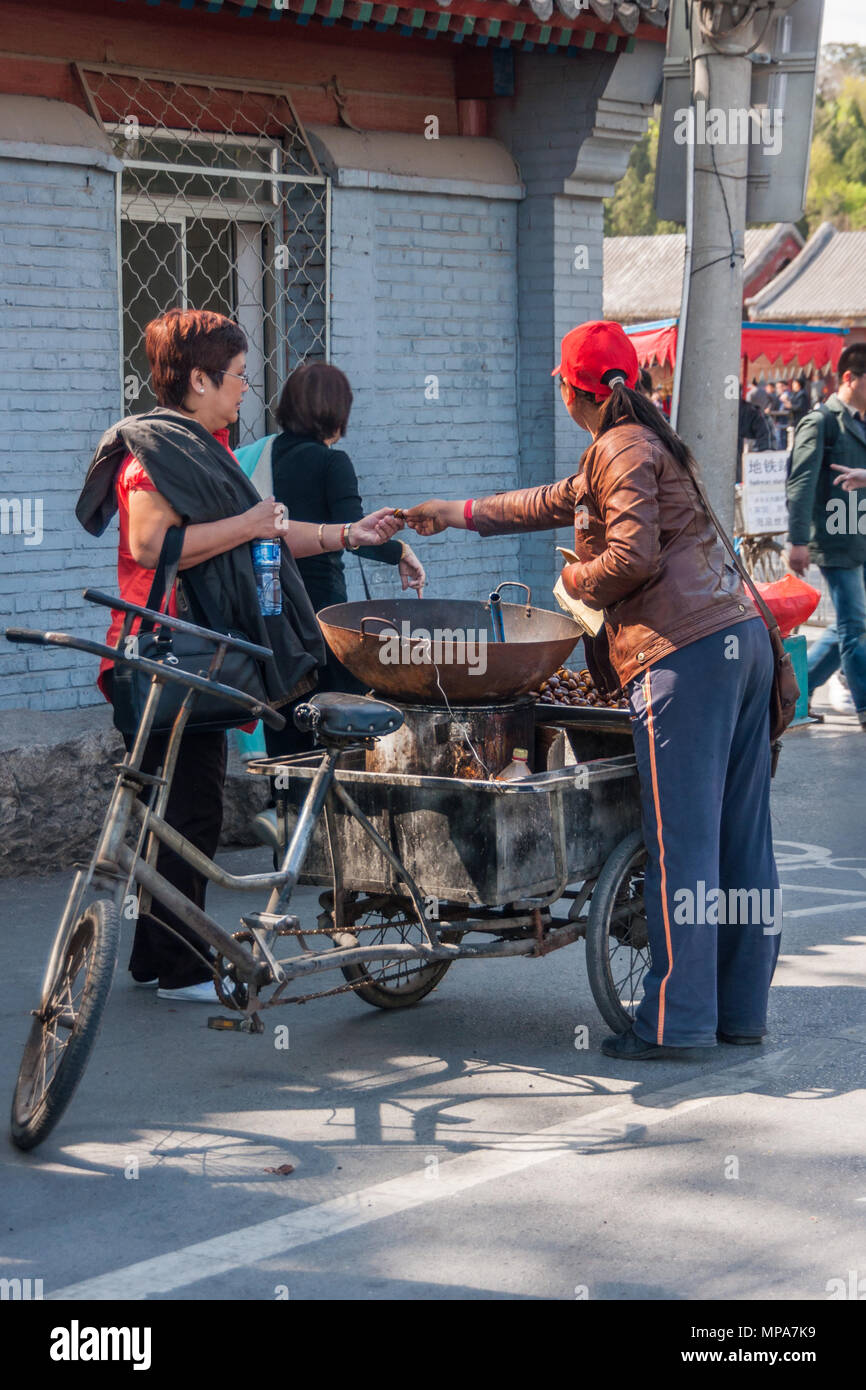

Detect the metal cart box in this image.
[276,750,641,906]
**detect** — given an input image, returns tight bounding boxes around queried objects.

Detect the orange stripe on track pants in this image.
[643,669,675,1046]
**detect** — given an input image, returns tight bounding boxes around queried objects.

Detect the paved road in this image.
[1,701,864,1302]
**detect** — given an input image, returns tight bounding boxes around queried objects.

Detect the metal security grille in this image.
[78,64,330,445]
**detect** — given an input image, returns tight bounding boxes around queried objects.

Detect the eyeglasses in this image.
[222,370,250,387]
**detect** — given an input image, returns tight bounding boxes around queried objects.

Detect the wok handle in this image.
[491,581,532,616]
[358,616,401,641]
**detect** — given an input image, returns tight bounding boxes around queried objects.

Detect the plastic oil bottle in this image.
[496,747,532,781]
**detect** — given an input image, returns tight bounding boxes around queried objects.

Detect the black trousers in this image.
[264,642,365,760]
[107,676,228,988]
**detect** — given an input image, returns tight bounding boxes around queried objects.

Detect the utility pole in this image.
[672,2,763,532]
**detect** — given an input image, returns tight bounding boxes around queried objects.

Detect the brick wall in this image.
[329,186,524,605]
[490,50,616,596]
[0,154,119,711]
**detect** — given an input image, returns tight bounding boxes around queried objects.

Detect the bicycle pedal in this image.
[207,1014,260,1034]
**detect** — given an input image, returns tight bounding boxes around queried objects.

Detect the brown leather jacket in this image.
[472,422,755,690]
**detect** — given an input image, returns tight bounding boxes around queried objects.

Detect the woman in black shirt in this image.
[267,362,425,753]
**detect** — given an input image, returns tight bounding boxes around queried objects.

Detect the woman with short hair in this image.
[77,309,400,1001]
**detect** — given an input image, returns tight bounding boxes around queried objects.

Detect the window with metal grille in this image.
[78,65,330,446]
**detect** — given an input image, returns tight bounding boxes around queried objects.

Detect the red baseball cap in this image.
[552,320,639,400]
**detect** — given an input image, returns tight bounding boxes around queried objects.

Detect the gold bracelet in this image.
[317,522,327,551]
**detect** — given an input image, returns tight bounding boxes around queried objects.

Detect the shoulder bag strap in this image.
[139,524,186,640]
[356,554,372,601]
[676,450,782,636]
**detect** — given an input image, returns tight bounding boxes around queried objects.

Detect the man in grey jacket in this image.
[787,343,866,727]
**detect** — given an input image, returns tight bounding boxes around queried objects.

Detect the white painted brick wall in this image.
[0,157,119,712]
[330,186,523,606]
[490,50,617,598]
[1,54,624,713]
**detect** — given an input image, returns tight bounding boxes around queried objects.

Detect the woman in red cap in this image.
[406,320,780,1060]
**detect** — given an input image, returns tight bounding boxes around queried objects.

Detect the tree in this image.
[806,75,866,231]
[604,115,679,237]
[818,43,866,99]
[604,49,866,239]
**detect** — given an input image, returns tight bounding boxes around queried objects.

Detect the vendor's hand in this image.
[352,506,403,548]
[561,562,583,599]
[831,463,866,492]
[246,496,288,540]
[398,543,425,596]
[787,543,811,577]
[404,499,458,536]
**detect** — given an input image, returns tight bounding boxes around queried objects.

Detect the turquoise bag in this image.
[231,435,278,761]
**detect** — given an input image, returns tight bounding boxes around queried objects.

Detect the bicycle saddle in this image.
[294,692,403,739]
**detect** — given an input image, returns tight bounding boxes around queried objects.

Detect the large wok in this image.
[317,584,584,704]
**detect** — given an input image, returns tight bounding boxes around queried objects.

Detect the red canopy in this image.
[626,320,847,377]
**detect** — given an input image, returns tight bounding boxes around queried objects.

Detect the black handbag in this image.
[109,525,269,737]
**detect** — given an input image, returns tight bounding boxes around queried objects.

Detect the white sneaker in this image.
[828,672,856,715]
[157,980,220,1003]
[131,977,158,989]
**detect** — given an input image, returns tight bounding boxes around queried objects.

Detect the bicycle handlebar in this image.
[4,627,287,731]
[82,589,274,661]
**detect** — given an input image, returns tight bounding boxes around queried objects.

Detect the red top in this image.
[97,426,234,699]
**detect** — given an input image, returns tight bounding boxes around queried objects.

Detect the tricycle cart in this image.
[5,589,649,1151]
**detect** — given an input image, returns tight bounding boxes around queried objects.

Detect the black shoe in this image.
[601,1027,715,1061]
[717,1031,763,1045]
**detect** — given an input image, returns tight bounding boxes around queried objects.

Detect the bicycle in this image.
[6,590,647,1151]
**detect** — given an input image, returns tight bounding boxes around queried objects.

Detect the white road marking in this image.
[785,899,866,918]
[49,1043,818,1301]
[779,883,866,897]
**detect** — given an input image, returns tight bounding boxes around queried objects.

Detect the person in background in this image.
[764,382,784,449]
[637,367,654,398]
[787,342,866,729]
[788,378,811,429]
[746,377,769,412]
[737,388,772,481]
[832,462,866,490]
[266,362,425,757]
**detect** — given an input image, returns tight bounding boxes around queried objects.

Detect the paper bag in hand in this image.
[552,548,604,636]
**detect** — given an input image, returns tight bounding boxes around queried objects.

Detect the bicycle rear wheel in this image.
[11,898,119,1151]
[337,894,460,1009]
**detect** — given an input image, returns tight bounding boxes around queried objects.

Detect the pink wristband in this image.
[464,498,476,531]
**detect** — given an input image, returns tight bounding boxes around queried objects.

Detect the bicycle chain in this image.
[259,969,406,1008]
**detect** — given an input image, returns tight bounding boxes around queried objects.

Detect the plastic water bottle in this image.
[251,539,282,617]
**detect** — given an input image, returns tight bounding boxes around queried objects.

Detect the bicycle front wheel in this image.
[11,898,119,1151]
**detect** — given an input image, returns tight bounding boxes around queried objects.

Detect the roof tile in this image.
[748,224,866,324]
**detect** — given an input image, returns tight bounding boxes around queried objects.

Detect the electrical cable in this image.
[708,137,739,268]
[699,1,777,57]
